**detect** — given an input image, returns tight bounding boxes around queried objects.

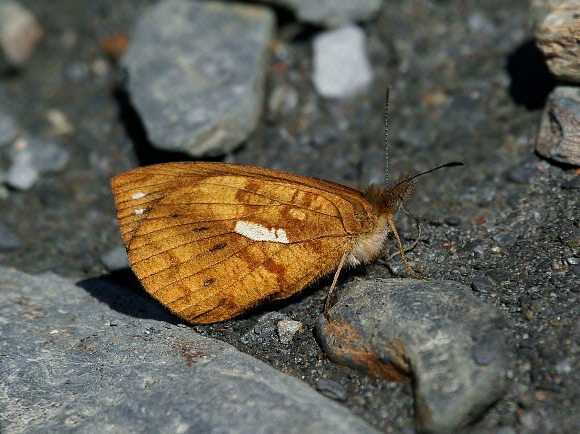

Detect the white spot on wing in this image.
[135,209,144,215]
[131,192,147,200]
[235,221,290,243]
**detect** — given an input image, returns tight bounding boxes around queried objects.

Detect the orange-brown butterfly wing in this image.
[111,162,375,323]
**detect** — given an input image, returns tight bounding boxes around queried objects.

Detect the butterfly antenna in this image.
[394,161,465,189]
[385,87,390,188]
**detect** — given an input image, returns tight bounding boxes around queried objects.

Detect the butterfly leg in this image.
[387,216,424,280]
[323,250,349,321]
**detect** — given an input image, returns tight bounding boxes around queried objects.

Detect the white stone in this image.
[5,160,38,190]
[277,320,303,344]
[312,25,373,98]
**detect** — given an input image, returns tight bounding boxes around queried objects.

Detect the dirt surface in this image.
[1,1,578,433]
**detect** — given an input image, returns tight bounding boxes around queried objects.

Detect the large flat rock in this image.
[0,266,378,433]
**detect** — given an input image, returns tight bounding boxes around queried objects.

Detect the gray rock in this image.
[316,278,511,434]
[5,135,69,190]
[263,0,382,27]
[100,245,130,271]
[536,86,580,166]
[18,135,69,172]
[122,0,274,157]
[0,266,378,433]
[5,157,38,189]
[312,25,373,98]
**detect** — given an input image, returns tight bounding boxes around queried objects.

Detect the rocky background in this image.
[0,0,578,433]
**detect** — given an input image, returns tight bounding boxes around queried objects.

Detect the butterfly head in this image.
[363,177,416,217]
[366,161,464,217]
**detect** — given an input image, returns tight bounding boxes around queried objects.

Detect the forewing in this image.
[111,162,369,245]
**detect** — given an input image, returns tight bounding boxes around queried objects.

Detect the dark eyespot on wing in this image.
[210,243,227,252]
[193,226,209,232]
[204,278,215,287]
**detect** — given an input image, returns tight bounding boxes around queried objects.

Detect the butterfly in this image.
[111,160,462,324]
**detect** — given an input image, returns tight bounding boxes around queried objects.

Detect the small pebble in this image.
[312,25,373,98]
[101,246,130,271]
[0,0,44,65]
[471,276,497,293]
[6,159,38,190]
[277,319,303,344]
[267,83,299,119]
[10,135,69,172]
[5,135,69,189]
[485,269,511,285]
[44,109,74,135]
[444,216,462,226]
[316,378,347,402]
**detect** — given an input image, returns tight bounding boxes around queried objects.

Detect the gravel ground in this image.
[1,1,578,433]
